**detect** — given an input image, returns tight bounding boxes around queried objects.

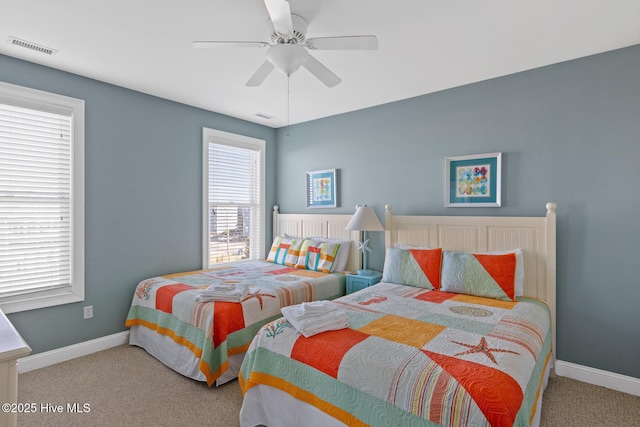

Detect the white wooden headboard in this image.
[272,206,362,273]
[384,202,557,361]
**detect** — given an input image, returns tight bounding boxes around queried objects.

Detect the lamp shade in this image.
[345,206,384,231]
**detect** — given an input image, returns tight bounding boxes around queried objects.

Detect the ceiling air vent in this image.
[8,36,58,55]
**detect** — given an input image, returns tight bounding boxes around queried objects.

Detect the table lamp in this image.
[345,205,384,276]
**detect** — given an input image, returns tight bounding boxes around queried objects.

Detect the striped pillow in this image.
[295,239,341,273]
[266,236,301,265]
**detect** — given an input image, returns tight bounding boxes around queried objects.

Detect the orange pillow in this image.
[440,250,517,300]
[382,247,442,289]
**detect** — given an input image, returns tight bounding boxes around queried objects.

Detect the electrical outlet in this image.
[83,305,93,319]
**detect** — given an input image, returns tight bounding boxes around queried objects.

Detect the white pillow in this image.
[308,237,351,272]
[394,243,432,250]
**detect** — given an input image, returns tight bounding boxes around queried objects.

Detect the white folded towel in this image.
[209,283,235,291]
[281,302,349,337]
[301,300,340,315]
[196,282,249,302]
[295,315,350,338]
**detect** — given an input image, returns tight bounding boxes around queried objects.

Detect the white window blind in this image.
[203,129,265,267]
[0,82,84,313]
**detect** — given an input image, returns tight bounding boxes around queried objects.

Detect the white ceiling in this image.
[2,1,639,128]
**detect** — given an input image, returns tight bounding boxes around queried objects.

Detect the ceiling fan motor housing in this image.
[269,13,307,44]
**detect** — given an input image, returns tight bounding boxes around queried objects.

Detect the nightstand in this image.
[346,271,382,294]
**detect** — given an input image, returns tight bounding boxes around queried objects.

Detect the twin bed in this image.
[126,203,556,426]
[125,207,361,386]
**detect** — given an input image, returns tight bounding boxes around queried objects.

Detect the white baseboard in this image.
[556,359,640,397]
[17,331,130,373]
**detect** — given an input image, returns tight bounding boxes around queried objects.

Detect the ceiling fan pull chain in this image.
[285,76,291,139]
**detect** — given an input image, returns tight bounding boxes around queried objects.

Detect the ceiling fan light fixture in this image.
[193,2,376,88]
[266,44,308,76]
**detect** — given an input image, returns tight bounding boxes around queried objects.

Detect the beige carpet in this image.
[17,344,640,426]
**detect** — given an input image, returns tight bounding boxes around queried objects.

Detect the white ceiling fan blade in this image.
[264,0,293,36]
[192,41,269,48]
[246,60,275,87]
[302,54,341,87]
[305,35,378,51]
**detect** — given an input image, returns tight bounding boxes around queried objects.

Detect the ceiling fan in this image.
[192,0,378,88]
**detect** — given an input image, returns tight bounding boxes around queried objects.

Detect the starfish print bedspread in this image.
[125,260,345,386]
[240,281,552,426]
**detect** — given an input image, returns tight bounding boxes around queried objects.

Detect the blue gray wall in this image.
[275,45,640,379]
[1,54,276,354]
[3,43,639,381]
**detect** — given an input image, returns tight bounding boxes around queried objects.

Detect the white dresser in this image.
[0,309,31,427]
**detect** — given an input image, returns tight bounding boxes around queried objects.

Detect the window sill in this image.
[0,289,84,314]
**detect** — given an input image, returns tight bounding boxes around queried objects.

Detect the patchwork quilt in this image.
[240,282,552,427]
[125,260,345,386]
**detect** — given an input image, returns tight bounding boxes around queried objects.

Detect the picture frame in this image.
[445,152,502,207]
[306,169,338,209]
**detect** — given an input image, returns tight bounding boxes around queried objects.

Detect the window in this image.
[202,128,265,267]
[0,82,84,314]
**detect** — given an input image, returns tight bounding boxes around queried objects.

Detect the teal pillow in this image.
[382,247,442,289]
[440,250,517,301]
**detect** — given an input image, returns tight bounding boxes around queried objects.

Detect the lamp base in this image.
[357,269,375,276]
